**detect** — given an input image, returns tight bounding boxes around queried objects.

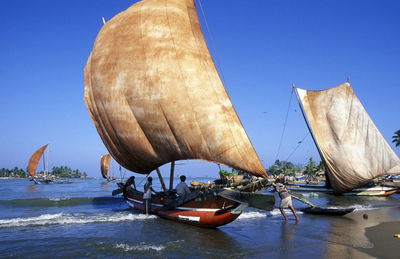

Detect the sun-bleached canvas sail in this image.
[295,82,400,193]
[27,144,48,177]
[84,0,265,177]
[100,154,111,180]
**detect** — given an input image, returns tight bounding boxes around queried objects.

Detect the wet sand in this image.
[360,221,400,259]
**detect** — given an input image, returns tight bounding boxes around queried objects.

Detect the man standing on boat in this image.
[124,176,136,190]
[143,177,157,215]
[175,175,191,201]
[273,180,299,222]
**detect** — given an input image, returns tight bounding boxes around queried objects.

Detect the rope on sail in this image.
[275,87,294,161]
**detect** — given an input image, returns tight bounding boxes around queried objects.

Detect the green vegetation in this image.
[267,158,326,179]
[219,169,237,177]
[304,157,318,175]
[268,160,301,176]
[51,166,87,178]
[0,167,27,178]
[0,166,87,178]
[392,129,400,147]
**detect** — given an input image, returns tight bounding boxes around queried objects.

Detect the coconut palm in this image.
[392,130,400,147]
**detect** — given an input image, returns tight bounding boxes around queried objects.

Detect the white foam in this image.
[114,243,165,252]
[238,211,268,219]
[269,208,304,216]
[351,205,375,211]
[0,212,157,228]
[49,198,70,201]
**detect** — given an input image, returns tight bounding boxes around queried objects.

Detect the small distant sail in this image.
[84,0,266,177]
[296,82,400,193]
[27,144,48,178]
[100,154,111,180]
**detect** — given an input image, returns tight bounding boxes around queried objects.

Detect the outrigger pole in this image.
[169,161,175,191]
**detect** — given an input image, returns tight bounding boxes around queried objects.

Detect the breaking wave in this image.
[238,211,268,219]
[269,209,303,216]
[238,209,304,220]
[114,243,165,252]
[0,212,157,228]
[0,197,124,208]
[351,205,376,211]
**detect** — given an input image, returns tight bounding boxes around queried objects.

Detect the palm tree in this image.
[392,130,400,147]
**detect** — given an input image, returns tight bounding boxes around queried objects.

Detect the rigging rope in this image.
[285,132,309,161]
[197,0,227,86]
[137,172,151,188]
[275,88,294,161]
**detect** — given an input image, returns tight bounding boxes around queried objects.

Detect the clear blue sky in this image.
[1,0,399,177]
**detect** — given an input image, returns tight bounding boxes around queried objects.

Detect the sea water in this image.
[0,178,399,258]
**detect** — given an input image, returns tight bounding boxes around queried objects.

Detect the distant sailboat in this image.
[294,82,400,195]
[84,0,271,227]
[100,154,116,182]
[27,144,54,184]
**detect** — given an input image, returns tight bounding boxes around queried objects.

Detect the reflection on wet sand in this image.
[325,208,400,258]
[27,184,37,192]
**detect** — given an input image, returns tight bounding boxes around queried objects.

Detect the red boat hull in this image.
[124,190,244,228]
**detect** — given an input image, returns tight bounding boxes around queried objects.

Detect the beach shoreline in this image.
[359,220,400,258]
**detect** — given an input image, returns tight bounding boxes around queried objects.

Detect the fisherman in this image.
[273,179,299,222]
[175,175,191,201]
[124,176,136,190]
[143,177,157,215]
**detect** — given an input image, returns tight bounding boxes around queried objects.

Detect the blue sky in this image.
[0,0,399,177]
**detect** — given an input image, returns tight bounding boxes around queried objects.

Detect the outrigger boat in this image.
[84,0,273,227]
[118,177,272,227]
[27,144,54,184]
[293,83,400,195]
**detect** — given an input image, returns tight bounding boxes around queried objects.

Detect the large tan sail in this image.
[84,0,266,176]
[296,82,400,193]
[100,154,111,179]
[27,144,48,178]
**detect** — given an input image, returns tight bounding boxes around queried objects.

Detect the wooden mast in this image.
[169,161,175,191]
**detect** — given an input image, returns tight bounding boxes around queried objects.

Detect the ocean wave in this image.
[0,212,157,228]
[114,243,165,252]
[0,197,123,208]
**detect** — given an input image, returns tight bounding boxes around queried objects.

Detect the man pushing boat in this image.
[273,180,299,222]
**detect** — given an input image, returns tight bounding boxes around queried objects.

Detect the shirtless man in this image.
[273,180,299,222]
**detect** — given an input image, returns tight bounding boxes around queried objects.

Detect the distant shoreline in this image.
[0,177,88,180]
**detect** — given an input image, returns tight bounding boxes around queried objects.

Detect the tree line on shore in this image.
[267,158,324,177]
[0,166,87,178]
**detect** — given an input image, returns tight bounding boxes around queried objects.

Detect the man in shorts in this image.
[273,180,299,222]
